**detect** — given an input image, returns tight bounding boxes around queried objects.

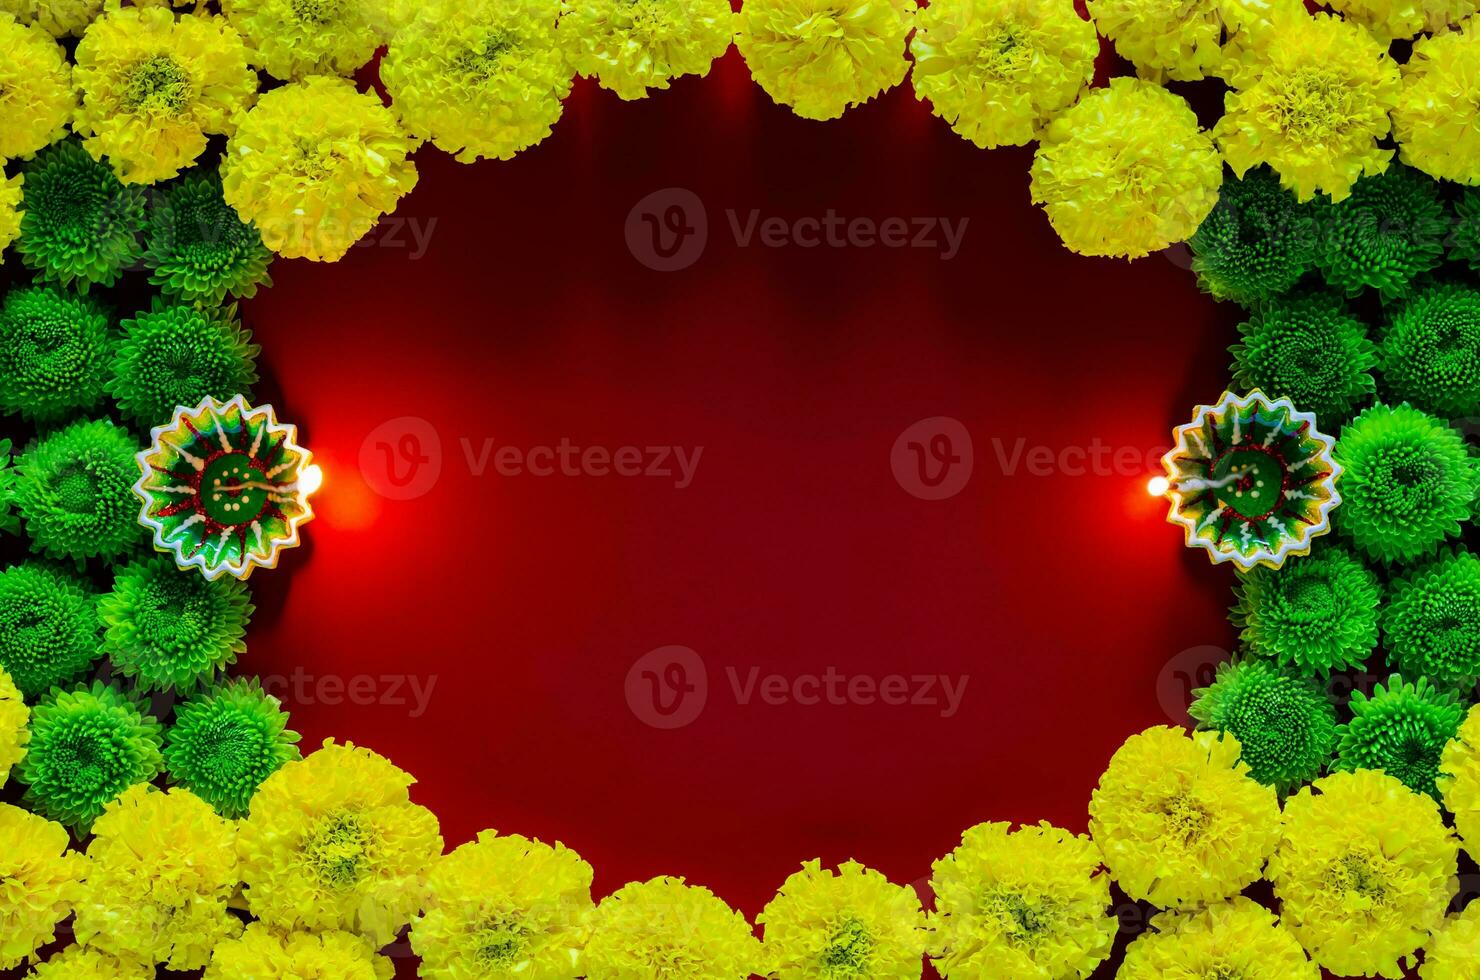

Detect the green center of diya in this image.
[201,452,270,526]
[1211,447,1285,521]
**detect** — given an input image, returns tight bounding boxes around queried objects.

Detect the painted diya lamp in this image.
[134,395,321,580]
[1157,390,1341,570]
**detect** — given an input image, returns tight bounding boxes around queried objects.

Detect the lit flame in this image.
[1146,476,1170,497]
[299,463,324,498]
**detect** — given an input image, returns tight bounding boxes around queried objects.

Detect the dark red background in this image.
[237,49,1251,976]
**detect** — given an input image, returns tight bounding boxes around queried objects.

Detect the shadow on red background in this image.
[228,48,1264,977]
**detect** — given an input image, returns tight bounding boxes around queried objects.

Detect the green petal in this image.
[15,140,146,291]
[0,284,114,424]
[107,300,260,429]
[163,678,301,818]
[99,555,255,692]
[15,417,144,564]
[144,172,274,307]
[1380,284,1480,420]
[1230,293,1377,427]
[1334,674,1464,800]
[0,562,101,699]
[1333,403,1478,564]
[1189,657,1337,793]
[1190,166,1319,307]
[16,681,164,833]
[1232,543,1381,676]
[1313,163,1447,302]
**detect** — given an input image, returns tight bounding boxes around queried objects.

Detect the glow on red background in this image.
[243,51,1250,976]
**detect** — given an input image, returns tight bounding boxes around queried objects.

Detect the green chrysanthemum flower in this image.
[1189,167,1319,307]
[0,562,99,700]
[1451,186,1480,271]
[0,284,113,424]
[163,678,300,818]
[0,438,19,537]
[1189,658,1338,794]
[1383,549,1480,684]
[14,140,145,291]
[144,172,274,307]
[1381,284,1480,420]
[16,681,164,832]
[15,417,142,563]
[106,300,259,429]
[1334,403,1479,564]
[1230,294,1378,425]
[1335,674,1465,799]
[99,555,254,692]
[1314,163,1448,301]
[1232,545,1381,676]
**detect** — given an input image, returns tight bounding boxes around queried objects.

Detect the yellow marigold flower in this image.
[1270,769,1458,979]
[1328,0,1478,42]
[927,821,1115,980]
[1118,898,1317,978]
[0,173,20,259]
[0,667,26,787]
[1414,900,1480,980]
[206,922,393,980]
[560,0,732,101]
[237,738,443,946]
[0,0,102,37]
[582,876,762,979]
[758,859,924,978]
[909,0,1096,149]
[365,0,417,38]
[1439,703,1480,855]
[220,0,385,80]
[73,784,241,971]
[382,0,572,163]
[0,14,75,161]
[73,6,257,185]
[1088,726,1279,908]
[1394,20,1480,185]
[1216,12,1400,202]
[221,76,419,262]
[1086,0,1227,81]
[411,829,594,979]
[0,803,84,970]
[735,0,916,121]
[26,945,152,979]
[1029,78,1222,259]
[1423,900,1480,980]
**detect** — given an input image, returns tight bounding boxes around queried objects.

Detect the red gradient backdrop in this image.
[241,51,1248,976]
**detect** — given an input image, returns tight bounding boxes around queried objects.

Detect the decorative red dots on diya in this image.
[133,395,321,581]
[1158,390,1341,571]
